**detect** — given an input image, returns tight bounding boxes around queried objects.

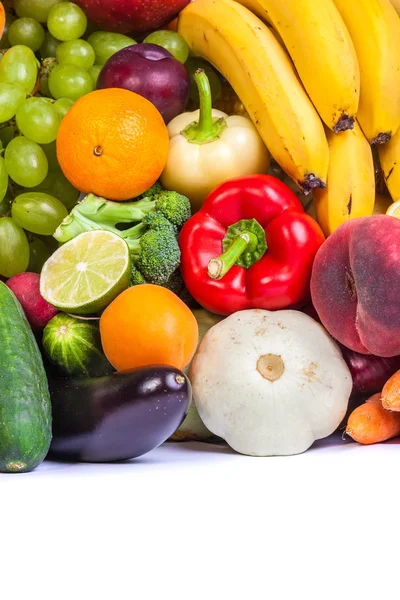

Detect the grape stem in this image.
[29,74,41,98]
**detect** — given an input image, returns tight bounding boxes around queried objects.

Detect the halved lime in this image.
[40,231,131,315]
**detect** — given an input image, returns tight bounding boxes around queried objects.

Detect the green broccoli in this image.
[136,181,164,200]
[53,187,191,286]
[127,227,180,285]
[153,191,192,228]
[130,265,146,286]
[163,269,186,296]
[130,266,188,299]
[142,212,177,235]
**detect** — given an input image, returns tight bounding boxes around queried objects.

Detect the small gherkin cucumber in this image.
[42,313,114,379]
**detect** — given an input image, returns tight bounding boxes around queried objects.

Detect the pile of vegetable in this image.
[4,0,400,474]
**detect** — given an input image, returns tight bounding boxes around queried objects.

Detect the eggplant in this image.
[47,365,191,463]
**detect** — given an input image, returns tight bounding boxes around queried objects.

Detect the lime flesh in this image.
[40,230,131,315]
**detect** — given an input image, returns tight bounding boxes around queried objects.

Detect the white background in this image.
[2,435,399,600]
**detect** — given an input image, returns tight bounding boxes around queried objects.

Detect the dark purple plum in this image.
[47,365,191,462]
[97,43,190,123]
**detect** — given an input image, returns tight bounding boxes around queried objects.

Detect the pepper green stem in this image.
[208,218,268,281]
[181,69,227,145]
[208,232,257,280]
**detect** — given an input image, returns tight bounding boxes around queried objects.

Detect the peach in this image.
[311,215,400,357]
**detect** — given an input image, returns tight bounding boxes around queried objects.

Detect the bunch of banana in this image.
[313,123,375,236]
[237,0,360,133]
[177,0,329,195]
[390,0,400,16]
[332,0,400,145]
[378,130,400,201]
[178,0,400,234]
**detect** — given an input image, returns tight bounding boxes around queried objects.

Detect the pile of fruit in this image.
[2,0,400,473]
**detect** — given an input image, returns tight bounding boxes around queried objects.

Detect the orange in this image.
[0,3,5,40]
[56,88,169,201]
[100,284,199,371]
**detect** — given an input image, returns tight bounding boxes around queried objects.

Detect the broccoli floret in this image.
[142,211,177,235]
[132,229,180,285]
[137,181,164,200]
[154,191,192,228]
[53,188,189,286]
[54,190,191,244]
[130,265,146,286]
[163,269,186,296]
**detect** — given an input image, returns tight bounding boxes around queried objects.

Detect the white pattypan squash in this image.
[190,309,352,456]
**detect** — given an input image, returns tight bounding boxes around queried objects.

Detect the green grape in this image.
[0,82,26,123]
[8,18,45,52]
[38,233,59,253]
[0,156,8,203]
[0,192,12,218]
[185,58,222,105]
[144,31,190,64]
[28,237,52,273]
[48,63,93,101]
[39,31,61,59]
[0,217,30,278]
[14,0,62,24]
[0,13,15,50]
[12,191,68,235]
[83,19,99,40]
[25,169,79,210]
[87,31,136,65]
[88,64,102,87]
[54,97,74,120]
[0,45,39,94]
[41,140,59,171]
[39,56,57,99]
[47,2,87,42]
[5,136,48,188]
[56,39,95,70]
[39,76,50,97]
[0,122,17,149]
[16,97,60,145]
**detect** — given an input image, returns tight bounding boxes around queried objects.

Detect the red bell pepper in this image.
[179,174,325,316]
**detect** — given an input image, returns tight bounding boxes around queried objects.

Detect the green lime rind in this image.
[40,230,131,315]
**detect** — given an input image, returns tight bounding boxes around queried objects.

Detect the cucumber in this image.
[0,282,52,473]
[42,313,114,379]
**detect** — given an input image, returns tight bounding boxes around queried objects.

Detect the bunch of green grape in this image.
[0,0,223,279]
[0,0,134,279]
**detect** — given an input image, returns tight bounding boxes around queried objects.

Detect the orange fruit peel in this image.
[56,88,169,201]
[100,284,199,371]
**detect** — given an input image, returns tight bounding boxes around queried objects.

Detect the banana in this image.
[313,122,375,237]
[236,0,360,133]
[332,0,400,144]
[177,0,329,194]
[378,128,400,201]
[389,0,400,15]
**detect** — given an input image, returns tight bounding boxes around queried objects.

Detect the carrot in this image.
[381,370,400,411]
[345,393,400,445]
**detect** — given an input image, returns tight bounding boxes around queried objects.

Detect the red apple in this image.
[74,0,190,36]
[311,215,400,357]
